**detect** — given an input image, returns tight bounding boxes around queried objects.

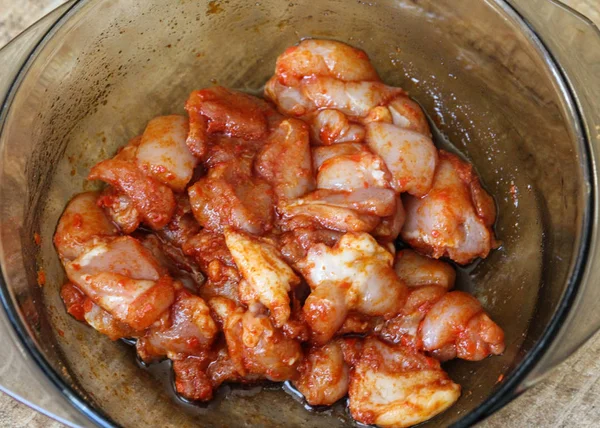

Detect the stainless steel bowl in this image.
[0,0,599,426]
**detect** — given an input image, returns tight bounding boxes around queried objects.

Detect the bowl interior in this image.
[0,0,586,426]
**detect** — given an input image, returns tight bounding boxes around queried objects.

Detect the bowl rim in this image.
[0,0,592,427]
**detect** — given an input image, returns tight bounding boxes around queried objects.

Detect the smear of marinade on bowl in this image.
[53,39,505,427]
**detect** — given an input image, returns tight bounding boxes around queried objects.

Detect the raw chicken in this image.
[274,39,380,86]
[54,192,118,261]
[135,115,197,192]
[88,158,176,230]
[255,118,315,201]
[365,122,437,196]
[224,228,300,327]
[298,233,408,343]
[401,150,497,264]
[348,337,460,428]
[293,340,349,406]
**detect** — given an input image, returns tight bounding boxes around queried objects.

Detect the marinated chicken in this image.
[54,39,504,427]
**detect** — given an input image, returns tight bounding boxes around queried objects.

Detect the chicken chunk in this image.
[365,122,437,196]
[293,340,349,406]
[255,118,315,201]
[135,115,197,192]
[188,158,274,235]
[387,95,431,136]
[224,228,300,327]
[97,187,141,234]
[211,297,302,381]
[401,150,497,264]
[64,236,175,330]
[420,291,505,361]
[394,249,456,289]
[88,158,176,230]
[54,192,118,261]
[136,288,218,361]
[274,39,380,86]
[298,233,408,343]
[316,151,392,191]
[348,337,460,428]
[60,282,140,340]
[184,86,268,157]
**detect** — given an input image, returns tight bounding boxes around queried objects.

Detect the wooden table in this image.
[0,0,598,426]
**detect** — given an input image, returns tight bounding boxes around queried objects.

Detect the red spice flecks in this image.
[37,270,46,287]
[496,374,505,384]
[34,232,42,246]
[57,328,65,337]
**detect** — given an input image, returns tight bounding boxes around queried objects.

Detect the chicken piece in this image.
[64,236,175,330]
[394,249,456,289]
[401,150,497,264]
[83,299,139,341]
[372,197,406,243]
[420,291,505,361]
[301,77,404,118]
[135,115,197,192]
[311,142,365,172]
[316,151,392,192]
[378,285,447,349]
[184,86,268,157]
[88,158,176,230]
[188,161,274,235]
[255,118,315,201]
[298,233,408,343]
[274,39,380,86]
[60,282,140,340]
[279,228,342,268]
[183,231,241,304]
[290,189,396,217]
[365,122,437,197]
[278,200,381,234]
[264,77,313,117]
[54,192,118,261]
[224,228,300,327]
[210,297,302,381]
[387,95,431,136]
[136,288,218,361]
[172,355,214,401]
[293,340,349,406]
[97,187,141,234]
[310,109,365,145]
[348,337,460,428]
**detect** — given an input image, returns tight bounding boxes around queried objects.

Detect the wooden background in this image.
[0,0,598,426]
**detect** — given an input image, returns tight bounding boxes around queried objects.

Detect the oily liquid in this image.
[126,111,484,422]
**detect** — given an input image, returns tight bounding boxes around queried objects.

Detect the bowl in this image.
[0,0,599,426]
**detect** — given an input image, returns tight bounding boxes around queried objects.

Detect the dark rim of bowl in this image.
[0,1,593,427]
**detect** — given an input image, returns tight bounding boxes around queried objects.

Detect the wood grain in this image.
[0,1,598,427]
